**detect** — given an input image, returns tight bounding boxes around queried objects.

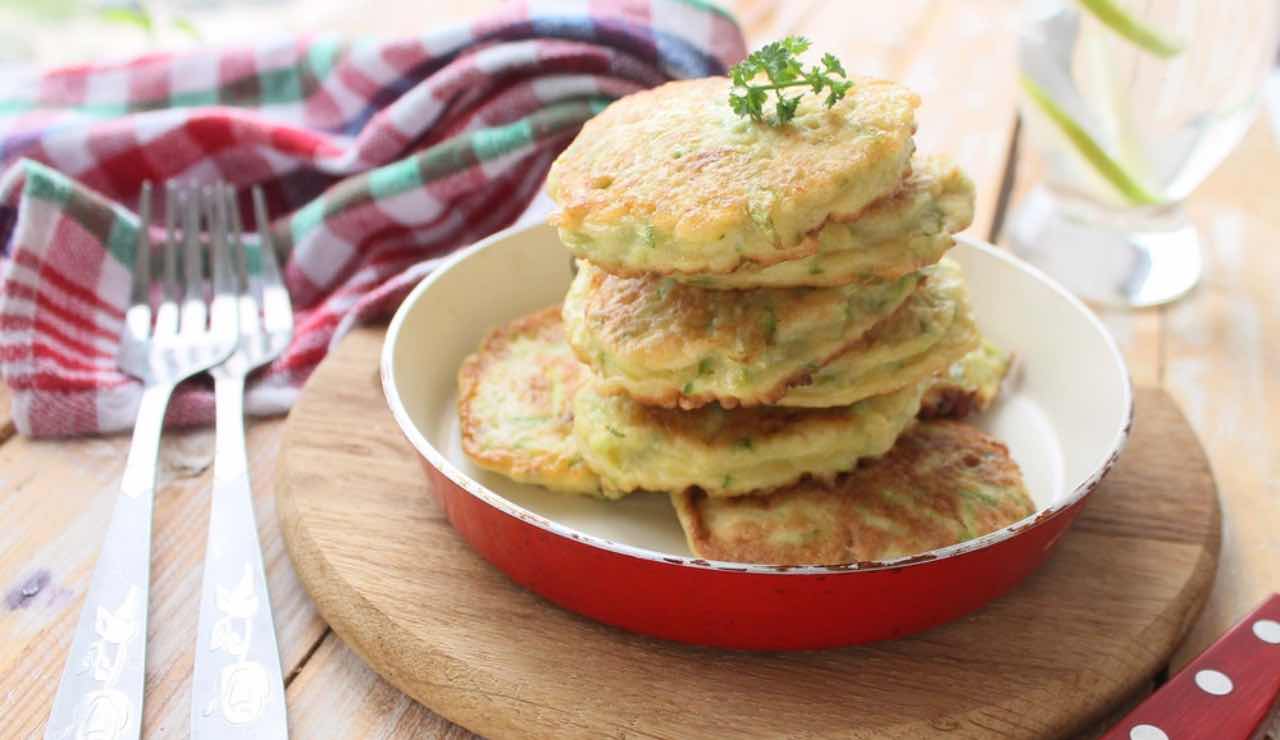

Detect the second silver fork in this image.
[190,186,291,739]
[46,183,239,740]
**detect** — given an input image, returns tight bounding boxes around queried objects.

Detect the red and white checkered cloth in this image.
[0,0,746,437]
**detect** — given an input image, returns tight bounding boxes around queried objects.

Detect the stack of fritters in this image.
[458,77,1032,565]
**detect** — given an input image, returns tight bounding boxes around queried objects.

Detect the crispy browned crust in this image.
[457,306,566,421]
[828,161,918,225]
[663,278,937,410]
[807,273,938,365]
[558,226,822,278]
[584,379,793,411]
[561,206,907,281]
[561,165,926,282]
[919,351,1016,420]
[673,421,1035,565]
[613,273,942,411]
[918,386,983,419]
[609,392,914,449]
[547,76,918,267]
[578,342,839,412]
[566,263,918,410]
[457,305,597,491]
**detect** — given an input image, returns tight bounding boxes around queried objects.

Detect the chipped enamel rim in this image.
[381,228,1134,575]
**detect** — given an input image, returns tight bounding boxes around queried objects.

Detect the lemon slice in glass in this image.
[1078,0,1184,58]
[1020,74,1163,206]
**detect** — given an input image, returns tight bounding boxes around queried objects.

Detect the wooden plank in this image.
[1096,310,1163,388]
[1164,119,1280,670]
[288,632,478,740]
[731,0,830,40]
[0,417,325,737]
[0,385,13,445]
[996,74,1279,681]
[285,612,1160,740]
[889,0,1021,240]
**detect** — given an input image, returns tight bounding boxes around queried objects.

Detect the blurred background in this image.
[0,0,495,66]
[2,0,1277,694]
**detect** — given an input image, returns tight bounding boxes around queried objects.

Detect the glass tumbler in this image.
[1009,0,1279,307]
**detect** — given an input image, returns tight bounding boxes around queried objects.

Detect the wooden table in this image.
[1,1,1275,737]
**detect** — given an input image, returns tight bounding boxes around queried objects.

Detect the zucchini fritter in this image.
[457,306,603,496]
[671,420,1034,565]
[547,76,919,276]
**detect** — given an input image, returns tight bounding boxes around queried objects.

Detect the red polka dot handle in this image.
[1101,593,1280,740]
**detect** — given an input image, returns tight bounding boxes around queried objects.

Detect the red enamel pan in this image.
[380,223,1132,650]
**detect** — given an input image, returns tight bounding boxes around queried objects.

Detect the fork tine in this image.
[253,186,293,335]
[207,185,241,346]
[153,183,182,337]
[210,188,236,298]
[223,186,262,339]
[179,187,208,334]
[200,185,225,284]
[125,182,153,341]
[131,182,152,305]
[225,188,249,291]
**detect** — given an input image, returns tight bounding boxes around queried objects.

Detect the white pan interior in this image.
[385,224,1131,560]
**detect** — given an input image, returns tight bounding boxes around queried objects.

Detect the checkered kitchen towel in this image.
[0,0,746,437]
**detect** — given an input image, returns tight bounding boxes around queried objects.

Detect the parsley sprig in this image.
[728,37,853,126]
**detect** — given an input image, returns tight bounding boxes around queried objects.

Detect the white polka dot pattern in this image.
[1252,619,1280,644]
[1129,724,1169,740]
[1194,668,1233,696]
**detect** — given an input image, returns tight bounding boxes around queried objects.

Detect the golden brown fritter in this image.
[562,260,918,409]
[671,420,1035,565]
[573,379,926,497]
[547,76,919,276]
[457,305,603,496]
[779,258,980,407]
[920,339,1014,419]
[680,155,975,289]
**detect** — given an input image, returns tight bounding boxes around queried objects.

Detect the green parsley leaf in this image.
[727,36,854,126]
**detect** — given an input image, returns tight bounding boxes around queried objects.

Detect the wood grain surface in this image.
[276,326,1219,740]
[0,418,326,735]
[996,114,1280,677]
[1,0,1276,738]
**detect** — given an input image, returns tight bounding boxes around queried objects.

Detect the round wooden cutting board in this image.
[276,326,1221,739]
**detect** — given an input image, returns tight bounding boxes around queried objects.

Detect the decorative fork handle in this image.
[190,374,287,739]
[45,383,174,740]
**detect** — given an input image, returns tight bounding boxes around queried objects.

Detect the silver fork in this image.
[46,183,239,740]
[190,186,290,739]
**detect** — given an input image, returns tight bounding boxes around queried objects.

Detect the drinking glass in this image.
[1009,0,1279,307]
